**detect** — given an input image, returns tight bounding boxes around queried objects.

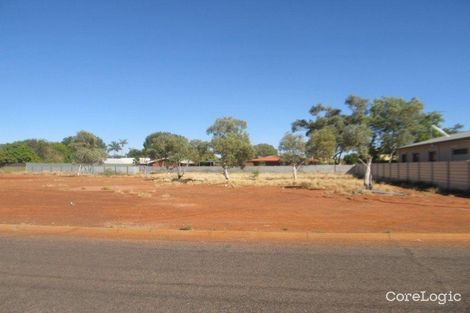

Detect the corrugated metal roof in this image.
[400,131,470,149]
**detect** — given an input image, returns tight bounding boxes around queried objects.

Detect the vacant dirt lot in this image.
[0,174,469,238]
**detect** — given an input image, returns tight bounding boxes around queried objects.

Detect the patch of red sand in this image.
[0,175,469,235]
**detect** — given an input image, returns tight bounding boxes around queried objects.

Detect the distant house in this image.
[246,155,282,166]
[147,158,173,167]
[146,158,197,167]
[104,157,150,165]
[398,131,470,162]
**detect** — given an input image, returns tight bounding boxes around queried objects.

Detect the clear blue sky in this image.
[1,0,469,151]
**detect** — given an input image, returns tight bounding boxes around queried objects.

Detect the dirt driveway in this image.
[0,174,469,236]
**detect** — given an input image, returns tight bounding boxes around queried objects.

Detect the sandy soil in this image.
[0,174,469,238]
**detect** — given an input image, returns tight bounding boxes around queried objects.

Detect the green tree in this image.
[0,143,39,165]
[48,142,72,162]
[370,97,432,160]
[143,132,190,179]
[119,139,128,155]
[292,96,372,164]
[127,148,143,158]
[207,117,255,181]
[306,127,336,163]
[189,140,215,165]
[127,148,143,164]
[22,139,72,163]
[65,131,107,164]
[107,141,122,158]
[207,117,248,137]
[370,97,464,161]
[253,143,278,157]
[278,133,306,181]
[343,153,360,165]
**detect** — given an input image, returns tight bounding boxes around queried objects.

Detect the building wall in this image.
[399,139,470,162]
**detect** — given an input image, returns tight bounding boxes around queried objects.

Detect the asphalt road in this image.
[0,236,468,313]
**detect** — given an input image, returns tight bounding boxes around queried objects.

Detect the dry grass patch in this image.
[144,172,400,195]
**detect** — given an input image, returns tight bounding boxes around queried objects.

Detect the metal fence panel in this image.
[359,161,470,191]
[26,163,140,175]
[139,165,356,175]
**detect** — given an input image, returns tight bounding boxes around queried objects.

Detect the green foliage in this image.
[343,153,360,165]
[127,148,143,158]
[108,139,127,157]
[207,116,248,137]
[49,142,73,162]
[127,148,144,165]
[292,95,465,162]
[211,133,254,168]
[253,143,278,157]
[278,133,306,165]
[292,95,371,162]
[72,148,106,164]
[0,143,39,165]
[307,127,336,163]
[65,130,107,164]
[207,117,254,168]
[21,139,72,163]
[143,132,190,163]
[107,141,122,156]
[189,139,215,164]
[368,97,456,158]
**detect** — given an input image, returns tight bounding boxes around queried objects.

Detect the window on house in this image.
[401,154,408,163]
[428,151,437,162]
[412,153,420,162]
[452,148,468,155]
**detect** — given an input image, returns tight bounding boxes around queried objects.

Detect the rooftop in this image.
[250,155,281,162]
[400,131,470,149]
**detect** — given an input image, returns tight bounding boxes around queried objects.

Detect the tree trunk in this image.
[364,156,373,190]
[176,164,184,180]
[223,166,230,181]
[389,149,396,164]
[292,164,298,181]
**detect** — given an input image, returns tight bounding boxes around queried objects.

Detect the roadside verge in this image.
[1,224,469,245]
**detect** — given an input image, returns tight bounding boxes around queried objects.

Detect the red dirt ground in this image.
[0,174,469,237]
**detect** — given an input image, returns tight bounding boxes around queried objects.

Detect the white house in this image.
[103,157,151,165]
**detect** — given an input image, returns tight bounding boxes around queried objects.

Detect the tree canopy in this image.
[0,142,39,165]
[253,143,278,157]
[369,97,463,159]
[107,139,127,158]
[278,133,306,166]
[143,132,190,161]
[21,139,71,163]
[207,116,254,180]
[292,96,372,162]
[64,131,107,164]
[207,117,248,138]
[306,127,337,163]
[293,95,463,162]
[189,140,216,164]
